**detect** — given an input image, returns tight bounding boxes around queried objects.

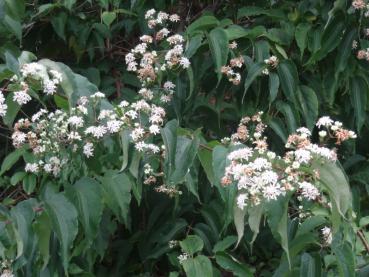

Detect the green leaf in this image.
[101,11,117,27]
[10,171,26,186]
[22,174,36,194]
[39,60,111,109]
[332,241,355,277]
[198,141,219,186]
[161,120,178,178]
[300,253,321,277]
[0,147,26,176]
[269,72,279,103]
[248,204,264,246]
[295,216,326,237]
[5,51,20,74]
[212,145,229,198]
[266,195,291,267]
[186,16,219,35]
[234,205,246,247]
[63,0,76,10]
[297,85,318,130]
[350,76,368,132]
[43,187,78,274]
[182,255,213,277]
[213,236,237,253]
[312,161,351,219]
[276,102,298,133]
[33,212,52,269]
[68,177,103,245]
[277,60,298,103]
[100,170,132,226]
[242,62,267,103]
[207,28,229,84]
[237,6,265,18]
[5,0,25,19]
[169,135,200,185]
[4,15,22,41]
[295,23,311,59]
[51,12,68,41]
[180,235,204,255]
[215,252,253,277]
[335,29,356,74]
[120,129,131,172]
[53,94,69,110]
[308,13,345,64]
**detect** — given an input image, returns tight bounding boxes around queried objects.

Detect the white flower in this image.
[85,126,107,138]
[149,124,160,135]
[169,14,180,22]
[91,91,105,99]
[227,147,253,161]
[252,158,271,171]
[179,57,190,68]
[43,79,57,95]
[145,9,156,19]
[294,149,311,164]
[319,130,327,137]
[13,90,31,105]
[177,252,190,264]
[299,181,319,200]
[0,91,7,117]
[321,226,332,245]
[106,120,122,133]
[135,141,146,151]
[119,100,130,108]
[296,127,311,136]
[68,116,84,128]
[25,163,39,173]
[131,127,145,141]
[316,116,333,128]
[83,142,94,158]
[68,131,82,141]
[237,194,248,210]
[163,81,175,90]
[263,184,284,200]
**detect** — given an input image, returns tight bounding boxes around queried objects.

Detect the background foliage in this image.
[1,0,369,276]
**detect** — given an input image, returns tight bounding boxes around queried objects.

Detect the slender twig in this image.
[199,143,213,151]
[357,229,369,254]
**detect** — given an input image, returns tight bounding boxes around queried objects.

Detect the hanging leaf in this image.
[43,187,78,274]
[277,60,298,103]
[242,62,267,103]
[349,76,368,132]
[297,85,318,130]
[207,27,229,84]
[295,23,311,59]
[269,72,280,103]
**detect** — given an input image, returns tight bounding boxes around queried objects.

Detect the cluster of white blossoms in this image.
[262,55,279,75]
[221,41,244,85]
[10,63,63,106]
[10,91,167,176]
[125,9,189,104]
[0,10,189,187]
[0,91,6,117]
[321,226,333,245]
[221,112,356,210]
[0,260,13,277]
[351,0,369,59]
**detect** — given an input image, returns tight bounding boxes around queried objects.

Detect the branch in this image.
[357,229,369,254]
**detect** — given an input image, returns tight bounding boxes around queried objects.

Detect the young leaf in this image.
[180,235,204,255]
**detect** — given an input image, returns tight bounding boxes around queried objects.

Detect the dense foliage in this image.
[1,0,369,276]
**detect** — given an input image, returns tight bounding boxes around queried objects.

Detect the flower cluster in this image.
[9,63,63,107]
[11,91,166,176]
[0,91,6,117]
[125,9,189,104]
[0,260,13,277]
[0,10,189,193]
[221,42,244,85]
[352,0,367,10]
[321,226,333,245]
[262,56,279,75]
[221,113,356,210]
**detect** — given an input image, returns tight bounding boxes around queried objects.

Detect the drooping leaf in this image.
[297,85,318,130]
[350,76,368,132]
[100,170,132,226]
[242,62,267,103]
[215,252,253,277]
[43,187,78,274]
[207,27,229,84]
[67,177,103,245]
[277,60,298,103]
